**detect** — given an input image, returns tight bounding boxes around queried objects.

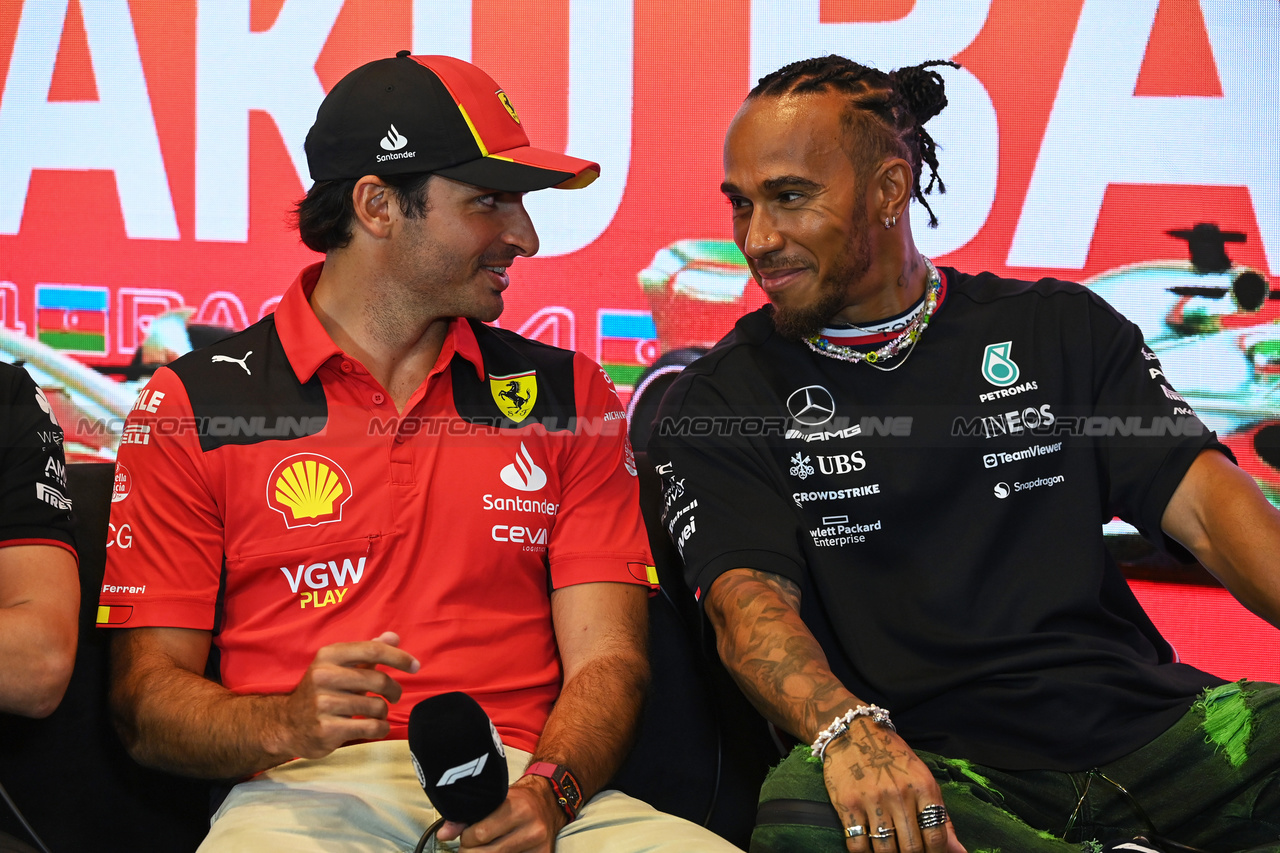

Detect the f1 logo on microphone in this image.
[437,754,489,786]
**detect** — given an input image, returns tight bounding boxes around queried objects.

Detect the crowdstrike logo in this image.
[436,754,488,786]
[501,442,548,492]
[380,124,408,151]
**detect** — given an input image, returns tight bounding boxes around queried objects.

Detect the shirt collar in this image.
[275,261,487,384]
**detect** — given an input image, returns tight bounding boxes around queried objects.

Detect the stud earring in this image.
[884,217,892,229]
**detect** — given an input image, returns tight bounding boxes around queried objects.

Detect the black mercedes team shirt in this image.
[0,362,76,555]
[649,268,1226,771]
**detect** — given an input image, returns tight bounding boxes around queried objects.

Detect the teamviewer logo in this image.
[983,454,998,469]
[436,753,489,786]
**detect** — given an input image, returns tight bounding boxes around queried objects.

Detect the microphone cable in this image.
[0,778,53,853]
[411,816,446,853]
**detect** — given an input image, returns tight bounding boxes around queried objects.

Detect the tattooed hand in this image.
[820,722,964,853]
[704,568,965,853]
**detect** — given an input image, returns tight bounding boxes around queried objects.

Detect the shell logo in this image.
[266,454,353,529]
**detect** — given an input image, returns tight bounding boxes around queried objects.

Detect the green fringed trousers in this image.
[752,681,1280,853]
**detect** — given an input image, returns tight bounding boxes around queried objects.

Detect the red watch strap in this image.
[525,761,559,778]
[522,762,582,821]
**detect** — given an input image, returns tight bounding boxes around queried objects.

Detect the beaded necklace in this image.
[804,257,941,371]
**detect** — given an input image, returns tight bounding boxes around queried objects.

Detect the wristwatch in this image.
[522,762,583,822]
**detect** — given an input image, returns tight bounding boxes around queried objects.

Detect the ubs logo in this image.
[787,385,836,426]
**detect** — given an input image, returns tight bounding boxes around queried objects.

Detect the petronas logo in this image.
[981,341,1020,387]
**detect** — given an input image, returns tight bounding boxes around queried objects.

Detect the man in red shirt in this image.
[99,53,735,853]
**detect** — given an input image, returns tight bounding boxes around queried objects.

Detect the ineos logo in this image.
[786,386,836,427]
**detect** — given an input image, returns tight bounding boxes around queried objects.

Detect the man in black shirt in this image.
[0,362,78,719]
[650,56,1280,853]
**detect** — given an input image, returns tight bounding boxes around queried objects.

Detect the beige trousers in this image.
[198,740,739,852]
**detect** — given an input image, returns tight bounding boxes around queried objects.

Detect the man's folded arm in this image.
[110,626,418,779]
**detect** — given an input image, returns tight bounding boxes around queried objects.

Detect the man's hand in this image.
[111,627,419,778]
[820,725,964,853]
[272,631,420,760]
[435,775,567,852]
[705,569,965,853]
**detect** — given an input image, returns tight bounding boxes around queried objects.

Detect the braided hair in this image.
[749,55,957,228]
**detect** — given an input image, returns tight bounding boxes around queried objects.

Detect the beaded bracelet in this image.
[811,705,895,761]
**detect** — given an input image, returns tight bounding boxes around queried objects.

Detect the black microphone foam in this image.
[408,692,509,824]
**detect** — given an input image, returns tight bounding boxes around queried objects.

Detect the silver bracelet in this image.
[810,704,895,761]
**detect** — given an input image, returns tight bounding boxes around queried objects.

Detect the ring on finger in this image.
[844,824,866,839]
[870,825,896,840]
[918,803,948,828]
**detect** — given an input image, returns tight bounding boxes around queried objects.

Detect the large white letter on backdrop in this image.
[749,0,997,258]
[1010,0,1278,271]
[412,0,472,59]
[195,0,343,242]
[0,0,178,239]
[521,0,633,258]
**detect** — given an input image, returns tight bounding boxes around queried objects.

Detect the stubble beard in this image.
[770,227,872,342]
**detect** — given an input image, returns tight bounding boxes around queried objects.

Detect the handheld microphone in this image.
[407,692,510,824]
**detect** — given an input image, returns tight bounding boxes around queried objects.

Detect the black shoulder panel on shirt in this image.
[451,320,577,432]
[944,268,1089,304]
[166,316,328,452]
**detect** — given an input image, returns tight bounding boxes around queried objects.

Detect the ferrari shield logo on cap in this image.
[266,454,354,529]
[496,89,520,124]
[490,371,537,422]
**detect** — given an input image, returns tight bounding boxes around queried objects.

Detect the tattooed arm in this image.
[706,568,964,853]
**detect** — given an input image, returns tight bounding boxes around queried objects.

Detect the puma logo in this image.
[211,351,252,375]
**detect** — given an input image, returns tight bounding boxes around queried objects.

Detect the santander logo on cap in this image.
[380,124,408,151]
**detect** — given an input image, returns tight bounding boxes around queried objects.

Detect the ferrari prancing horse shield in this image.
[490,371,537,422]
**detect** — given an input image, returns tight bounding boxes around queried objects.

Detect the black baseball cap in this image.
[305,52,599,192]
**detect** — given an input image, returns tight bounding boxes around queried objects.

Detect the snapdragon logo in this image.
[380,124,408,151]
[995,475,1066,499]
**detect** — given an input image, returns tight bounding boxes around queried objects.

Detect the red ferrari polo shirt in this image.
[99,263,654,752]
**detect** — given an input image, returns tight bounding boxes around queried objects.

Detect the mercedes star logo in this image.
[786,385,836,427]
